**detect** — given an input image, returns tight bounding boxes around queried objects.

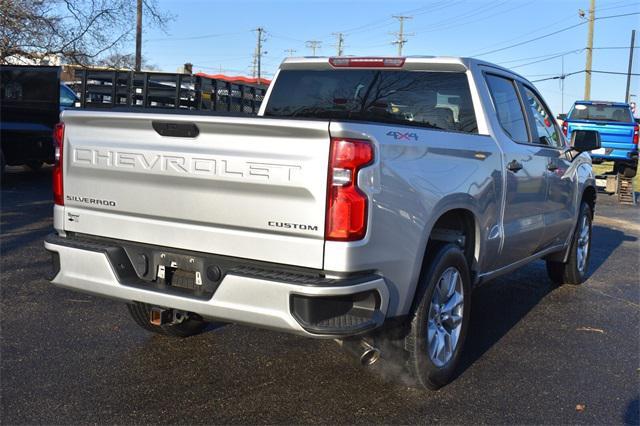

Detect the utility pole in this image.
[332,32,345,56]
[252,27,266,84]
[392,15,413,56]
[625,29,636,103]
[306,40,322,56]
[251,51,257,78]
[135,0,142,71]
[583,0,595,100]
[285,48,297,57]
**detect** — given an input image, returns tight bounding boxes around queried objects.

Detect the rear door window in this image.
[264,70,478,133]
[485,74,529,143]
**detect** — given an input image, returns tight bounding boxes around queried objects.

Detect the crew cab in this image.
[562,100,638,177]
[45,57,600,390]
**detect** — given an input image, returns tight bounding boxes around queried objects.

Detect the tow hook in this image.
[149,307,189,326]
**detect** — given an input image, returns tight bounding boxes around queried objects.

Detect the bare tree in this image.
[96,52,158,70]
[0,0,171,65]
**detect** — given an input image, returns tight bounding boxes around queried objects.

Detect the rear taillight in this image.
[329,57,405,68]
[562,121,568,136]
[326,137,374,241]
[634,124,639,145]
[53,122,64,205]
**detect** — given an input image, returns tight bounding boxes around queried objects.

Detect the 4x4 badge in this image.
[386,131,418,141]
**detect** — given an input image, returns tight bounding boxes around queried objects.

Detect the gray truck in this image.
[45,56,601,390]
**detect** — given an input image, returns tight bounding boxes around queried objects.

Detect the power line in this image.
[473,11,640,57]
[335,0,457,36]
[473,22,586,57]
[499,45,640,68]
[146,31,245,42]
[498,49,583,65]
[267,32,305,43]
[530,69,640,83]
[470,13,577,54]
[413,0,531,35]
[510,50,584,69]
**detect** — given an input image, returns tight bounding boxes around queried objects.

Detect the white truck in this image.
[45,56,600,389]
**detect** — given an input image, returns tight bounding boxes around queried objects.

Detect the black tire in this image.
[24,160,43,171]
[126,302,209,338]
[405,243,471,390]
[546,201,593,285]
[622,164,637,178]
[614,161,637,178]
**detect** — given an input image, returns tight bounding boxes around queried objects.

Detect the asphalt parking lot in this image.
[1,167,639,425]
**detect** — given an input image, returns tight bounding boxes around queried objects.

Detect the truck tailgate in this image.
[568,120,635,146]
[60,111,330,269]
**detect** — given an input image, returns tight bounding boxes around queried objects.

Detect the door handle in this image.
[547,162,558,171]
[507,160,523,173]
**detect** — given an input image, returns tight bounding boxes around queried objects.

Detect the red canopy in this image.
[196,72,271,85]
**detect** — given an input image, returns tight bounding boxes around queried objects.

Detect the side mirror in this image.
[570,129,601,152]
[557,113,567,121]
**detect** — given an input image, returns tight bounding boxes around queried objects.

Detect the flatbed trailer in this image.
[68,69,268,114]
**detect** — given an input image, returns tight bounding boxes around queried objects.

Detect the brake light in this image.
[634,124,639,145]
[562,121,568,136]
[329,57,405,68]
[53,122,64,205]
[326,138,374,241]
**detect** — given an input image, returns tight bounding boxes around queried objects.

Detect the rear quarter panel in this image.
[325,121,503,316]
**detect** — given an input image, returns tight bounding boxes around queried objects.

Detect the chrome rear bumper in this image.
[44,234,389,337]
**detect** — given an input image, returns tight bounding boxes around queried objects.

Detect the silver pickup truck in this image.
[45,56,601,389]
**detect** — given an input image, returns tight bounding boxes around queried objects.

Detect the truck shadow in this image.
[589,225,637,274]
[0,168,53,256]
[455,223,636,381]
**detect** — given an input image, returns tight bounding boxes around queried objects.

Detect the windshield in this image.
[568,103,633,123]
[264,69,478,133]
[60,85,77,108]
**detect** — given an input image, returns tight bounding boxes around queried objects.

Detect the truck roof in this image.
[573,100,630,107]
[279,56,532,83]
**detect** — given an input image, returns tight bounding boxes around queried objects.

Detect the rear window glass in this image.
[264,70,478,133]
[568,103,633,123]
[0,69,58,103]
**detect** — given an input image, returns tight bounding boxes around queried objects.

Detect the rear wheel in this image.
[614,161,637,178]
[546,201,593,285]
[405,243,471,390]
[126,302,210,337]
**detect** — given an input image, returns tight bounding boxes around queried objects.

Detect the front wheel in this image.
[546,201,593,285]
[405,243,471,390]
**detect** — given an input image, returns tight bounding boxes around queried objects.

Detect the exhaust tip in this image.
[335,338,381,367]
[360,347,381,366]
